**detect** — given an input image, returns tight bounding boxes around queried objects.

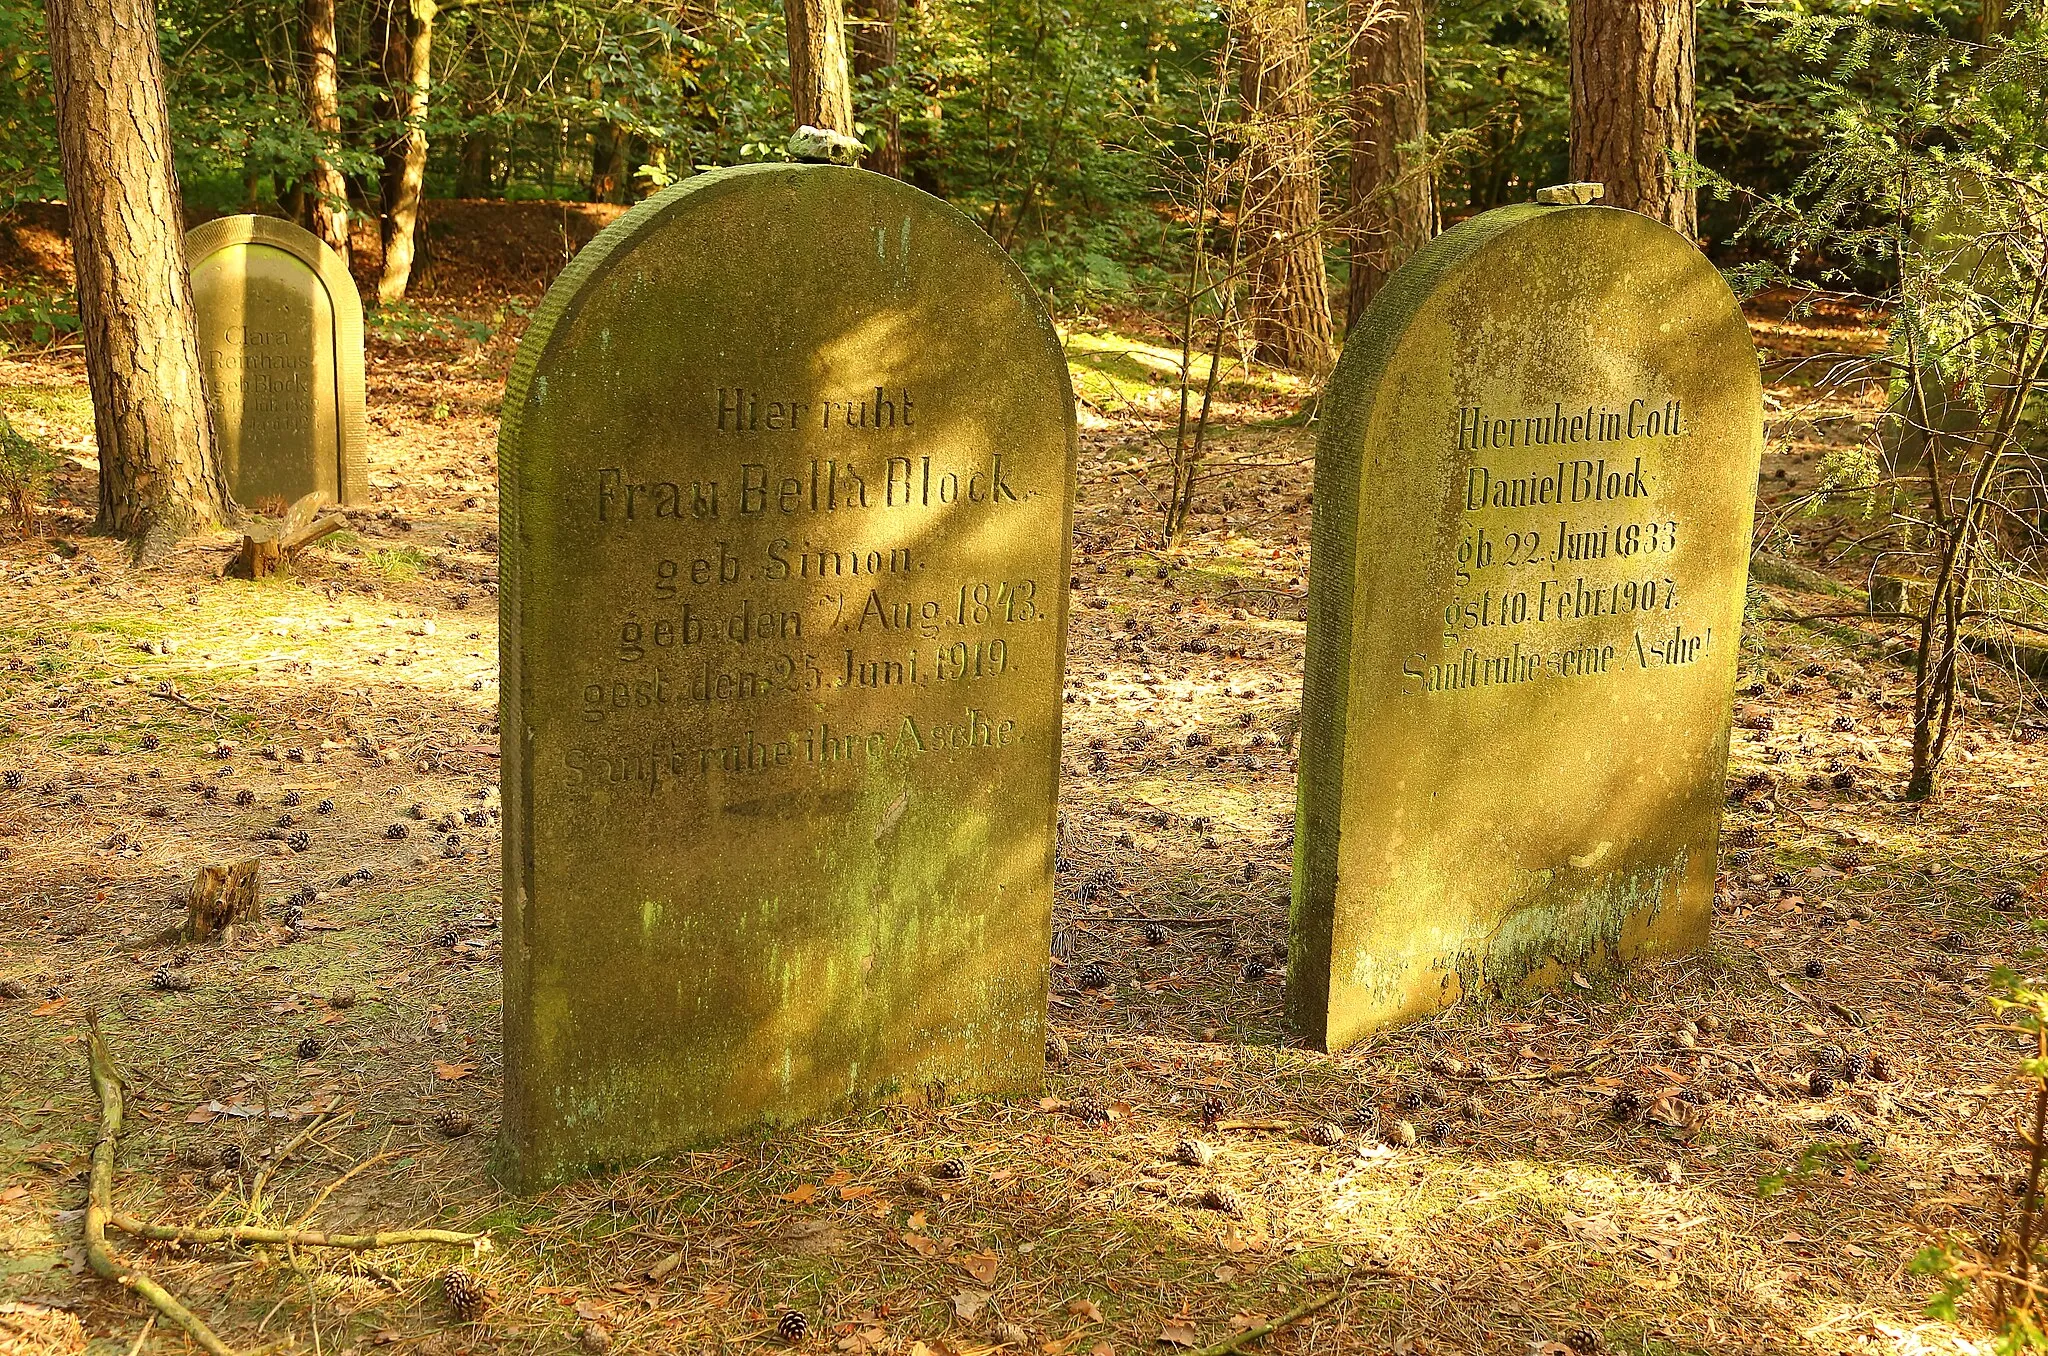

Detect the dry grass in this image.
[0,292,2044,1356]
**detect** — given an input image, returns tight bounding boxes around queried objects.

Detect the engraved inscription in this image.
[563,387,1052,794]
[1400,393,1716,695]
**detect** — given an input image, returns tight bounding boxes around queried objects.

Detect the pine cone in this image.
[1068,1095,1111,1126]
[317,798,335,814]
[1867,1053,1897,1082]
[1198,1185,1242,1215]
[1143,922,1167,946]
[1045,1031,1070,1065]
[1610,1089,1643,1120]
[1304,1121,1343,1147]
[1840,1051,1868,1082]
[1803,959,1825,978]
[152,967,192,992]
[433,1108,475,1139]
[0,978,26,1000]
[1076,961,1111,990]
[234,788,256,807]
[330,987,356,1010]
[934,1155,969,1181]
[385,823,409,840]
[282,789,301,807]
[1239,958,1269,982]
[1174,1137,1215,1167]
[1387,1119,1418,1147]
[1199,1094,1226,1127]
[1425,1119,1451,1145]
[296,1035,325,1060]
[1818,1111,1857,1135]
[217,1144,243,1170]
[140,733,161,751]
[1347,1102,1382,1132]
[1809,1071,1836,1097]
[777,1310,809,1343]
[443,1267,492,1321]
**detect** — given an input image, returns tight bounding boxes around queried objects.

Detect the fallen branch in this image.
[1183,1279,1348,1356]
[85,1017,241,1356]
[83,1020,484,1356]
[110,1216,480,1251]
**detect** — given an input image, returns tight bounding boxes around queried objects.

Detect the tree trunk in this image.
[1569,0,1695,238]
[849,0,901,177]
[44,0,230,542]
[589,120,626,203]
[376,0,435,304]
[785,0,855,135]
[303,0,349,264]
[1236,0,1333,375]
[1343,0,1429,325]
[456,132,492,197]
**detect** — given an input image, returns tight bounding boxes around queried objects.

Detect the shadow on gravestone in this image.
[185,215,368,511]
[1290,197,1764,1053]
[495,163,1076,1189]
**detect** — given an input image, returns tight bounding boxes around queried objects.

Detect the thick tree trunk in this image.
[849,0,901,177]
[1569,0,1696,238]
[376,0,435,304]
[1236,0,1333,375]
[785,0,855,135]
[1343,0,1429,325]
[44,0,230,542]
[303,0,349,264]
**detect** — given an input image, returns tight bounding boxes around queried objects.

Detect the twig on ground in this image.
[1183,1278,1349,1356]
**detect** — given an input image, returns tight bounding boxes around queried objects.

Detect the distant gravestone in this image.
[1290,199,1762,1051]
[497,164,1075,1188]
[186,215,367,509]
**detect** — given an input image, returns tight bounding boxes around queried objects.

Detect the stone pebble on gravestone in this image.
[1289,193,1764,1052]
[496,163,1076,1188]
[185,215,368,510]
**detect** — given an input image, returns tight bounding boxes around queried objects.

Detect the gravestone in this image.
[1291,197,1762,1051]
[185,215,367,508]
[497,163,1075,1188]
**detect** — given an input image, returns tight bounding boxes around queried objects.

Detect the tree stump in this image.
[185,860,261,942]
[228,491,348,580]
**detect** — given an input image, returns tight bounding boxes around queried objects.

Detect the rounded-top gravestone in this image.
[497,164,1075,1188]
[185,215,367,509]
[1291,200,1763,1052]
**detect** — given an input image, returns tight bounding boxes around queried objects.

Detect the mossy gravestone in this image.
[497,164,1075,1187]
[186,215,367,508]
[1291,200,1762,1051]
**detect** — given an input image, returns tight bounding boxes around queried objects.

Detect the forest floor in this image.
[3,218,2048,1356]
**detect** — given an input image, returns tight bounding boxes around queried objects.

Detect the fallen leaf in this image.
[960,1251,1000,1284]
[839,1183,877,1200]
[1230,1313,1270,1331]
[433,1060,474,1081]
[645,1252,683,1281]
[778,1183,819,1205]
[1213,1265,1237,1283]
[1066,1299,1103,1323]
[952,1290,990,1322]
[823,1170,854,1187]
[908,1210,927,1231]
[1159,1321,1200,1347]
[31,999,66,1017]
[904,1233,940,1258]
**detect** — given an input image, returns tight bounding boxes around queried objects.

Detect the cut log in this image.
[184,860,261,942]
